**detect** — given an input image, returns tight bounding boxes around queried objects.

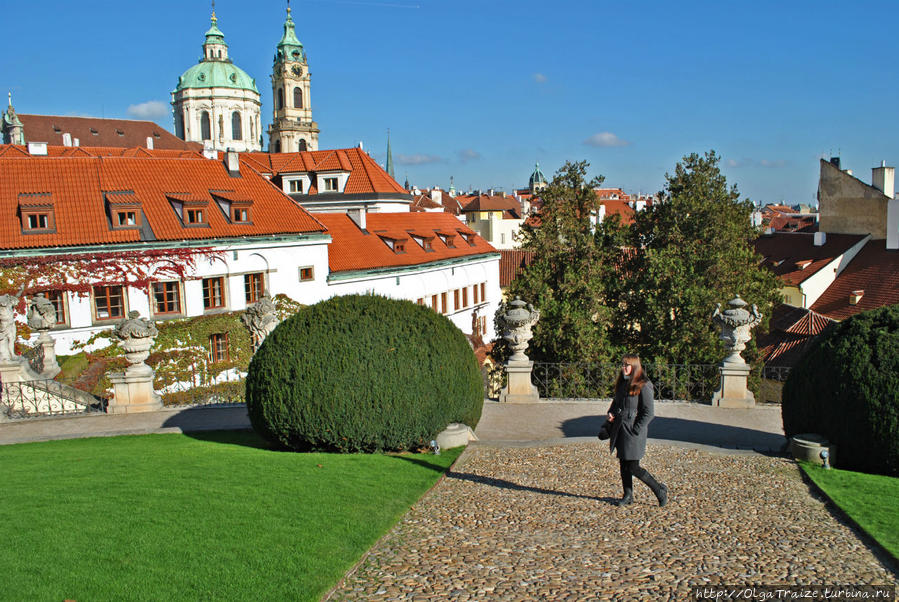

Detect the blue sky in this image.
[3,0,897,203]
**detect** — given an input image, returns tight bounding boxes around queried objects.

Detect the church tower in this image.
[268,3,319,153]
[171,10,262,152]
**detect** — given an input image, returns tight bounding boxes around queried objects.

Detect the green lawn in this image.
[0,431,462,601]
[800,462,899,562]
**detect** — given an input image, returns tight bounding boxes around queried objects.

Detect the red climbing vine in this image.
[0,247,226,301]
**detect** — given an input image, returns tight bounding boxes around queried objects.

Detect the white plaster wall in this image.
[799,235,871,308]
[326,255,501,340]
[26,236,331,355]
[174,86,262,152]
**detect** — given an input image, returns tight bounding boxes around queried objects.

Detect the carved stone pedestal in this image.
[35,332,61,379]
[107,370,163,414]
[499,360,540,403]
[712,363,755,408]
[0,358,42,384]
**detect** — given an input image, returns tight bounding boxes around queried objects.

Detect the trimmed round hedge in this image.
[782,304,899,476]
[245,294,483,452]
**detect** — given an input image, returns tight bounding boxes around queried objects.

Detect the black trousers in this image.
[619,459,648,490]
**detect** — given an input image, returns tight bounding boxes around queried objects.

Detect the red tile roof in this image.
[753,232,867,285]
[315,212,497,274]
[499,249,535,287]
[595,188,631,201]
[810,239,899,320]
[239,148,407,195]
[16,115,201,151]
[0,155,325,250]
[757,303,835,366]
[601,200,636,225]
[460,194,522,214]
[410,194,443,211]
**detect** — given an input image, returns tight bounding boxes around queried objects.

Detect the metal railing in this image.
[1,380,107,420]
[527,362,791,402]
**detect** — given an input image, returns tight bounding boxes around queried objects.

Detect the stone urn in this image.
[711,296,763,408]
[500,297,540,363]
[113,310,159,376]
[711,296,763,366]
[498,298,541,403]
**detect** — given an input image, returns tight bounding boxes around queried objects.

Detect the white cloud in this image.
[533,73,548,84]
[127,100,169,119]
[458,149,481,163]
[583,132,630,147]
[397,153,444,165]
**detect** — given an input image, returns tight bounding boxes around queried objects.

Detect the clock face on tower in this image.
[291,65,303,77]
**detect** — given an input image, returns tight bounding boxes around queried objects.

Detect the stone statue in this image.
[499,297,540,363]
[27,293,57,331]
[711,296,763,366]
[242,294,279,351]
[0,293,20,361]
[113,310,159,375]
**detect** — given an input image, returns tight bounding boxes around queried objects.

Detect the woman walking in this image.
[606,354,668,507]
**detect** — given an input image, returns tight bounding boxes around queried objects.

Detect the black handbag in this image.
[597,419,613,440]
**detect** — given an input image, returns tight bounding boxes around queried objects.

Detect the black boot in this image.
[616,488,633,506]
[638,472,668,507]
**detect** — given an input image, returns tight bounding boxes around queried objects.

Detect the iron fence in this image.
[1,380,107,419]
[526,362,791,402]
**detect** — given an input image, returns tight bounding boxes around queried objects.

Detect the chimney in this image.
[488,188,495,197]
[872,161,894,199]
[62,133,72,147]
[203,141,217,160]
[146,136,154,150]
[849,290,864,305]
[830,157,841,169]
[347,207,367,231]
[844,169,853,176]
[27,142,48,156]
[74,138,80,146]
[225,149,240,175]
[430,188,442,205]
[358,141,364,150]
[813,231,826,246]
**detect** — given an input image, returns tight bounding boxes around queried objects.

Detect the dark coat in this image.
[606,379,654,461]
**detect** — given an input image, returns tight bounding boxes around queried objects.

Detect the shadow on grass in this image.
[560,414,788,453]
[446,470,620,505]
[388,453,451,473]
[183,429,274,450]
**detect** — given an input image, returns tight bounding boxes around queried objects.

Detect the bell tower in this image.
[267,2,319,153]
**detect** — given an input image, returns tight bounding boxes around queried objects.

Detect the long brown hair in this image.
[614,354,647,396]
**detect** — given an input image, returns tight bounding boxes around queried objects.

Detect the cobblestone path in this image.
[329,443,897,600]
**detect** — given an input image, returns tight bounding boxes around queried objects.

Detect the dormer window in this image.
[232,207,250,223]
[117,211,138,226]
[377,233,408,254]
[323,177,338,191]
[106,191,142,230]
[410,233,435,252]
[186,208,205,224]
[458,230,477,246]
[289,179,303,193]
[18,193,56,234]
[436,231,456,248]
[210,191,252,225]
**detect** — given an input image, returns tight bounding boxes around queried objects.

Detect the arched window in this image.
[298,139,307,151]
[277,89,284,110]
[274,140,281,153]
[231,111,242,140]
[293,87,303,108]
[200,111,211,141]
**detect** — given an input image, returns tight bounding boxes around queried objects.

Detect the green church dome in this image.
[175,61,259,93]
[174,14,259,94]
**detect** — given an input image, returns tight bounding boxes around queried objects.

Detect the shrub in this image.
[245,294,483,452]
[782,305,899,476]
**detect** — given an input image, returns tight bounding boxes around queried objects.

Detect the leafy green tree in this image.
[502,161,626,364]
[622,151,781,364]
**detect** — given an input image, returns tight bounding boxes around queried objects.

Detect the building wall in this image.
[173,86,262,152]
[467,213,523,250]
[27,236,329,354]
[326,255,501,340]
[798,235,870,307]
[818,160,889,238]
